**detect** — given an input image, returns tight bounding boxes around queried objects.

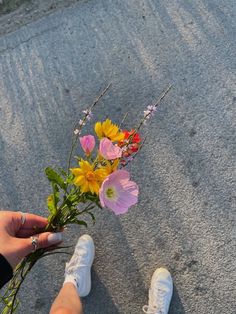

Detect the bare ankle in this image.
[50,306,82,314]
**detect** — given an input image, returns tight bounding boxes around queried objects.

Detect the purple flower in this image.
[99,170,139,215]
[99,138,122,160]
[79,135,95,155]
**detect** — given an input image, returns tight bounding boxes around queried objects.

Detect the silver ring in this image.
[30,236,38,252]
[19,212,26,226]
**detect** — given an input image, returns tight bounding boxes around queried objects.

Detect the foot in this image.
[64,234,95,297]
[143,268,173,314]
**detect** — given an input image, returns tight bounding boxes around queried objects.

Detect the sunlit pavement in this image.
[0,1,235,313]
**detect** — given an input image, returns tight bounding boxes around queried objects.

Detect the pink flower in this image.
[99,138,122,160]
[99,170,139,215]
[79,135,95,155]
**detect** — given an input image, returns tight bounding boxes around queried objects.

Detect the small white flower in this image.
[147,105,157,113]
[74,129,80,135]
[79,119,85,126]
[143,110,151,118]
[83,109,93,120]
[144,105,157,119]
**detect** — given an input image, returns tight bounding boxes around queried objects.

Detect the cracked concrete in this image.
[0,0,236,313]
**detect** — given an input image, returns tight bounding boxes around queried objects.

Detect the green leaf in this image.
[47,194,57,215]
[67,173,74,184]
[74,156,82,162]
[57,167,67,177]
[87,212,96,225]
[63,196,72,207]
[85,193,99,202]
[75,220,88,227]
[95,199,103,209]
[52,183,60,207]
[45,167,67,190]
[67,193,78,204]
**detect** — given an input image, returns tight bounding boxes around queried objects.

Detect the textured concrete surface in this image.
[0,0,83,36]
[0,1,236,313]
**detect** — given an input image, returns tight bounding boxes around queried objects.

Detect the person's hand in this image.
[0,210,63,269]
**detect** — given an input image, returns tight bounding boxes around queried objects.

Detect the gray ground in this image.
[0,0,82,36]
[0,0,236,313]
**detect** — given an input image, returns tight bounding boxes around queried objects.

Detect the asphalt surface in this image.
[0,1,236,313]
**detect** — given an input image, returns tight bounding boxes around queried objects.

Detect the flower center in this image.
[105,187,116,199]
[86,171,95,181]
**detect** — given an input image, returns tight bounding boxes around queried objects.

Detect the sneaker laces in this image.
[65,248,88,275]
[142,287,167,314]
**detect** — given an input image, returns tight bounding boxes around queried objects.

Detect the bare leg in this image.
[50,235,95,314]
[50,283,83,314]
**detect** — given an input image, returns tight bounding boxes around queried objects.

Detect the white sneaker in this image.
[64,234,95,297]
[143,268,173,314]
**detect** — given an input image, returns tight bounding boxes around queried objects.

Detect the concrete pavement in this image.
[0,0,235,313]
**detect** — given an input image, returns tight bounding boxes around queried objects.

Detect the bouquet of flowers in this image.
[0,84,171,313]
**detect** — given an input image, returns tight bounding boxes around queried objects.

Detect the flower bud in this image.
[79,135,95,155]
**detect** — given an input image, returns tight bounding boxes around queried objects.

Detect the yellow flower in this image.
[70,160,107,195]
[95,119,124,142]
[101,159,119,176]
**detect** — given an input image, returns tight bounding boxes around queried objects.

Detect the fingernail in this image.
[48,232,63,245]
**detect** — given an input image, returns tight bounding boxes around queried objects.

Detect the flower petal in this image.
[99,138,122,160]
[99,169,138,214]
[79,135,95,155]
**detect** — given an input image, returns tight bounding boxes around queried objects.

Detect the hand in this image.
[0,211,63,269]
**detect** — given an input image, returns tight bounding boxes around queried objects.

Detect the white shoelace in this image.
[65,249,88,275]
[142,288,166,314]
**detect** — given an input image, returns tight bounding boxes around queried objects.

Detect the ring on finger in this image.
[30,236,39,252]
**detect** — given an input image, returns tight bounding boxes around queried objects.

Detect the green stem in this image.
[67,83,112,173]
[135,84,172,132]
[119,85,172,159]
[9,258,37,314]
